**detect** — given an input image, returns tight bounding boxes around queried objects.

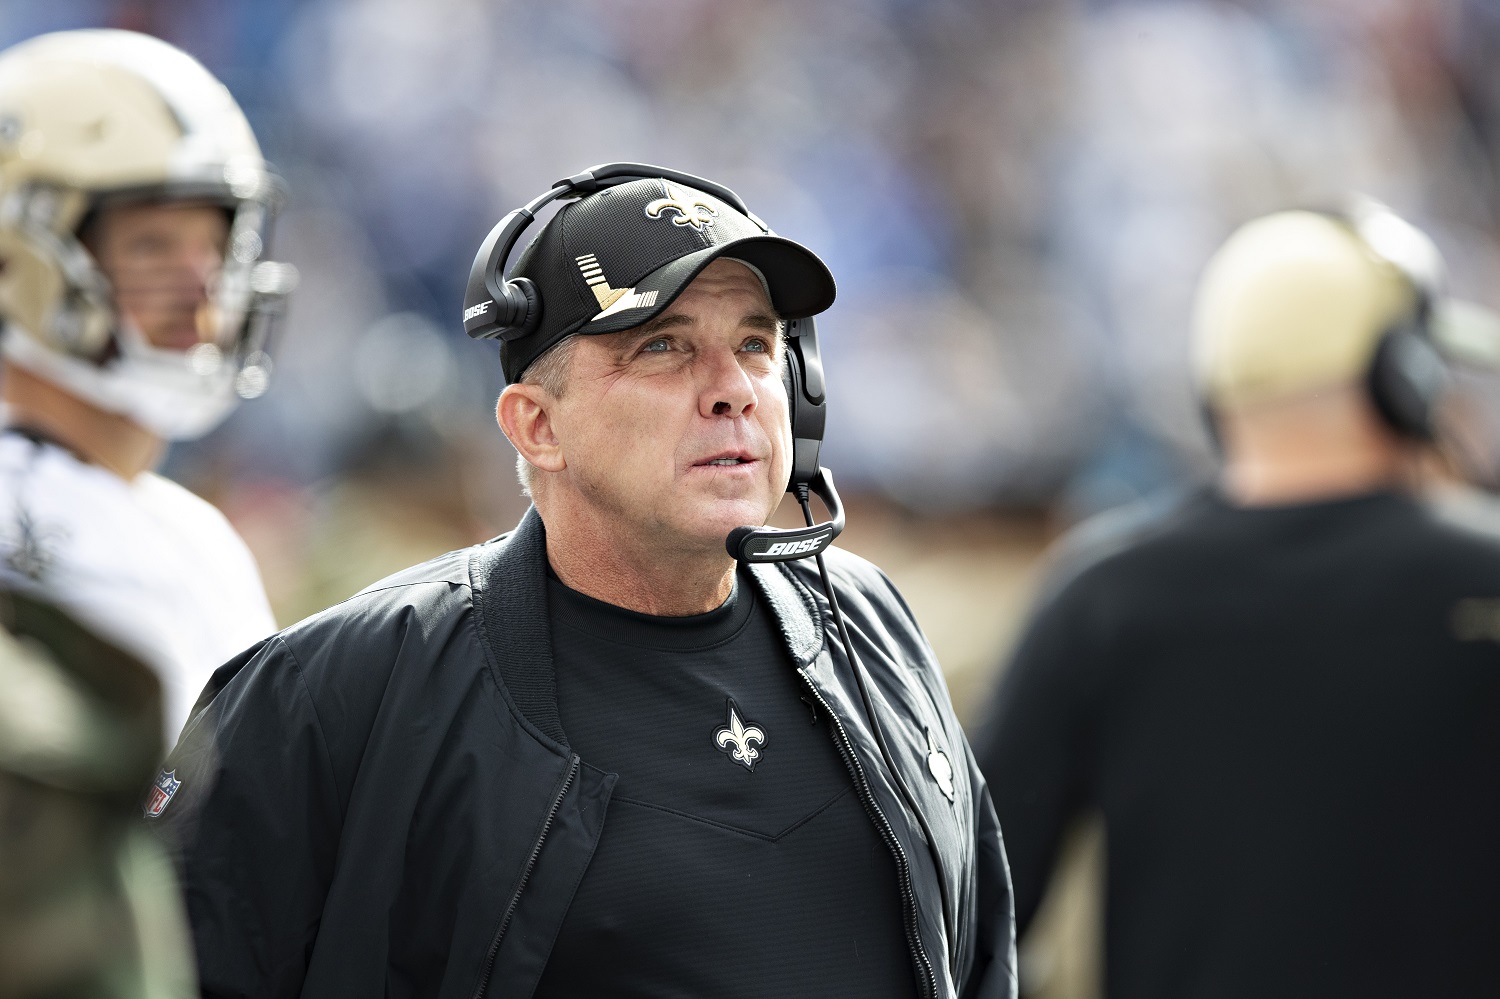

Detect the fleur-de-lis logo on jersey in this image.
[645,184,718,229]
[2,506,66,583]
[714,699,767,771]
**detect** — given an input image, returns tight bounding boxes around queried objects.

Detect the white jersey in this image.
[0,432,276,745]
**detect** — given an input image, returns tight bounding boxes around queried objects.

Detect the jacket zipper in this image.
[473,754,581,999]
[798,672,939,999]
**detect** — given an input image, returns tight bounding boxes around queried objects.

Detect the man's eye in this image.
[742,339,768,354]
[638,337,672,354]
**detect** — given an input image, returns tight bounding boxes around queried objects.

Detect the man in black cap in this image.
[155,169,1017,999]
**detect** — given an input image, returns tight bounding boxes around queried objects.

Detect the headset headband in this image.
[463,163,766,344]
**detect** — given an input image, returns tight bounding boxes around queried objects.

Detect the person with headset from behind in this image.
[970,200,1500,998]
[154,163,1017,999]
[0,30,296,744]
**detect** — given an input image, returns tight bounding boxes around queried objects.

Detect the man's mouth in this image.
[695,452,757,468]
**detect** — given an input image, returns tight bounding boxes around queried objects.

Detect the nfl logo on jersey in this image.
[144,769,181,818]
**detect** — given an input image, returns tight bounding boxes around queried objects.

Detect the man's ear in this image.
[497,383,566,473]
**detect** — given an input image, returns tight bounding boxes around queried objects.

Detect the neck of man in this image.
[1216,382,1415,506]
[1,364,164,480]
[537,489,737,617]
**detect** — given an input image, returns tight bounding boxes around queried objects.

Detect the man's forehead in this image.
[96,199,229,234]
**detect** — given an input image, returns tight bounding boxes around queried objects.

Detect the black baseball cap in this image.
[500,177,836,383]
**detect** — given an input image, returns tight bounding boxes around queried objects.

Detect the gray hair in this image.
[513,334,581,497]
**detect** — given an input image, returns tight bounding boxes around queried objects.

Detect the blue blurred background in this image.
[4,0,1498,674]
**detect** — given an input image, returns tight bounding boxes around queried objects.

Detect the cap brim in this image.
[574,235,836,338]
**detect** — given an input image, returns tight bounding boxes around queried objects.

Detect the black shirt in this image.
[974,489,1500,999]
[533,568,919,999]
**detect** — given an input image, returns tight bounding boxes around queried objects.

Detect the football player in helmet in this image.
[0,29,296,743]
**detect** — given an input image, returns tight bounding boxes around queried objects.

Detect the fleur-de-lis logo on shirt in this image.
[714,699,767,771]
[645,184,718,229]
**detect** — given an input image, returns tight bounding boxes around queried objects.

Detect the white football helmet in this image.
[0,29,296,440]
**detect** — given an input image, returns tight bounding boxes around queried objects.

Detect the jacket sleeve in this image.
[152,635,343,999]
[962,744,1020,999]
[969,581,1101,938]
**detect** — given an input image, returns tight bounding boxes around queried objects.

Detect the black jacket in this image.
[157,508,1017,999]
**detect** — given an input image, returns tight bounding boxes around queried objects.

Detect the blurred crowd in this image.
[4,0,1497,621]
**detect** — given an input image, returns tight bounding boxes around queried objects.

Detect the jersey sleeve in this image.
[970,576,1105,936]
[151,635,342,999]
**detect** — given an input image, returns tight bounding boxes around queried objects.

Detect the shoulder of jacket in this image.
[785,544,894,598]
[353,545,476,597]
[782,545,925,639]
[278,546,478,644]
[1034,487,1196,605]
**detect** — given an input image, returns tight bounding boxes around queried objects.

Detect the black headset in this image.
[462,162,845,564]
[1335,205,1450,441]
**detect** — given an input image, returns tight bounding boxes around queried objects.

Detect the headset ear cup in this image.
[496,277,541,341]
[1368,327,1448,439]
[784,323,826,490]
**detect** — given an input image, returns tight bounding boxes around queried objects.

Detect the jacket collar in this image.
[747,561,826,667]
[470,506,569,747]
[470,507,830,746]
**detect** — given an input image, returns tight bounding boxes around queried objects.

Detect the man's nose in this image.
[700,349,757,419]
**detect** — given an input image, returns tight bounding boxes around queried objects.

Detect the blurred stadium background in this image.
[3,1,1497,994]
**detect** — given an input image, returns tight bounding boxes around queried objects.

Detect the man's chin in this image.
[676,499,777,552]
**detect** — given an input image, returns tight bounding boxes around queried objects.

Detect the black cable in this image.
[797,487,955,953]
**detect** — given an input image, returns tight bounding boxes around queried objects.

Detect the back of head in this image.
[0,29,295,441]
[1193,208,1424,410]
[1192,203,1454,502]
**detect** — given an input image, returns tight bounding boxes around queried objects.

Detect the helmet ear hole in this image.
[56,285,113,358]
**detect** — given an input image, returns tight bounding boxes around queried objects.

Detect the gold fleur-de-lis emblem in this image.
[714,699,767,771]
[645,184,719,229]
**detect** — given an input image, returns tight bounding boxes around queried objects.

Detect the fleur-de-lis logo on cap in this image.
[714,699,766,771]
[645,183,719,230]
